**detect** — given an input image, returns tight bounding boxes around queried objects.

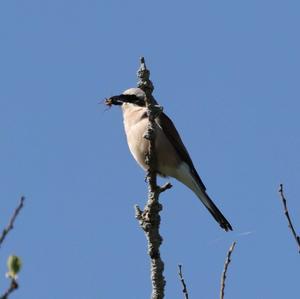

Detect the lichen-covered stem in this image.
[135,57,166,299]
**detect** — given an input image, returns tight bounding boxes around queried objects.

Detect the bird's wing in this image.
[156,112,207,191]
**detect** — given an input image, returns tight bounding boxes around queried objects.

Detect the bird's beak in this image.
[104,95,124,107]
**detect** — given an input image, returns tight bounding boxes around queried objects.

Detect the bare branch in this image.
[0,279,18,299]
[278,184,300,253]
[220,241,236,299]
[158,183,173,194]
[134,57,172,299]
[0,197,25,248]
[178,265,189,299]
[137,57,155,103]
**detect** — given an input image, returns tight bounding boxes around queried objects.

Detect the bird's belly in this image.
[124,119,181,176]
[125,121,149,170]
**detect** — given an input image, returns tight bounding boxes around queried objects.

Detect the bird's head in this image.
[105,88,146,107]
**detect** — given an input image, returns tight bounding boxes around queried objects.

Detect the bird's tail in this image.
[173,163,232,231]
[195,186,232,231]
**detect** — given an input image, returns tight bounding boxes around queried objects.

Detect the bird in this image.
[105,87,232,231]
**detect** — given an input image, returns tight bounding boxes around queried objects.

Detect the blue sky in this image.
[0,0,299,298]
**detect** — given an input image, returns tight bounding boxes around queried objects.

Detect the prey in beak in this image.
[104,95,124,107]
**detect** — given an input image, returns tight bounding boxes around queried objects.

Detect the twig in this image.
[135,57,171,299]
[0,279,18,299]
[220,241,236,299]
[178,265,189,299]
[0,197,25,248]
[278,184,300,253]
[137,57,156,104]
[158,183,173,194]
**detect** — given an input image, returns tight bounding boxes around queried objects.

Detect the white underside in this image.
[173,162,200,195]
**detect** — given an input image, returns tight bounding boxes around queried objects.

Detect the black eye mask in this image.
[105,94,145,107]
[121,94,145,106]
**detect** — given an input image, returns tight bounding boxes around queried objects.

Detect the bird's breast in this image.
[122,104,181,175]
[122,104,149,170]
